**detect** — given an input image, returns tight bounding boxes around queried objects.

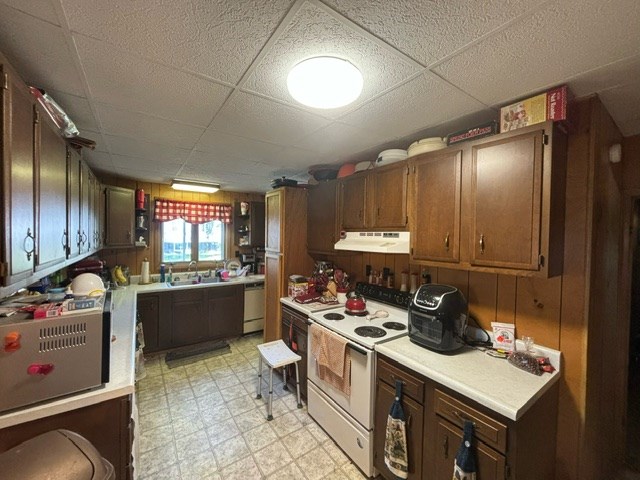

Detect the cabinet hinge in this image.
[410,247,413,255]
[505,464,511,479]
[538,254,545,267]
[542,134,549,146]
[34,107,40,124]
[406,165,409,175]
[2,73,8,90]
[405,215,408,225]
[0,262,7,277]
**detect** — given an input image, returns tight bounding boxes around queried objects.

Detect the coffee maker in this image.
[240,253,257,274]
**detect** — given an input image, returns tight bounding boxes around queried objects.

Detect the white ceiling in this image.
[1,0,638,193]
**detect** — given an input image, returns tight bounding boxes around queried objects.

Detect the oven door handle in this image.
[347,343,368,356]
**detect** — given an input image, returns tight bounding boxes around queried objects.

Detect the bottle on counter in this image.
[160,263,166,283]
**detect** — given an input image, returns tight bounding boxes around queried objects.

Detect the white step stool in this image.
[255,339,303,420]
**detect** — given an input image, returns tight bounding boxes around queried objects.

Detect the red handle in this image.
[27,364,55,376]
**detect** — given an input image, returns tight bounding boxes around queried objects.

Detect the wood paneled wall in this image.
[96,174,263,276]
[316,97,630,480]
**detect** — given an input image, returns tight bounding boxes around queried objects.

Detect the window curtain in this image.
[153,198,232,224]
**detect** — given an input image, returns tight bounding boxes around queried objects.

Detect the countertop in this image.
[0,274,265,429]
[376,336,561,421]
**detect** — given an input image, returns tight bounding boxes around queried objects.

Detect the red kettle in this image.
[345,291,367,314]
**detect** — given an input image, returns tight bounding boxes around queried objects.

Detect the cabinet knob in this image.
[442,434,449,458]
[23,228,35,260]
[479,233,485,254]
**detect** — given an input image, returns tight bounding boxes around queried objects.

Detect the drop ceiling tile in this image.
[243,0,421,117]
[1,0,60,25]
[109,154,183,176]
[61,0,293,84]
[48,89,99,132]
[599,82,640,136]
[83,150,115,171]
[96,104,204,149]
[210,91,330,145]
[74,35,231,127]
[322,0,546,66]
[0,4,85,95]
[195,129,285,163]
[111,168,169,185]
[104,135,192,164]
[294,122,388,161]
[187,150,261,174]
[567,54,640,98]
[433,0,640,106]
[274,146,325,168]
[340,72,489,140]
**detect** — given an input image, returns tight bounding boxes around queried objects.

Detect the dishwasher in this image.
[244,281,265,334]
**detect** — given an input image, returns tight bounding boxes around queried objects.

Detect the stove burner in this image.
[354,326,387,338]
[324,312,345,320]
[382,322,406,331]
[345,310,369,317]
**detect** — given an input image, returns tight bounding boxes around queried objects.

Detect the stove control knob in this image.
[27,363,55,376]
[4,332,21,352]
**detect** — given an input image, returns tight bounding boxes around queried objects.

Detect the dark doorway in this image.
[627,197,640,472]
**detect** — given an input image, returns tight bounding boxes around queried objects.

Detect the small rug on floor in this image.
[164,340,230,368]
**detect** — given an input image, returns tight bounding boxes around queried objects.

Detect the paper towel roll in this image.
[141,259,150,284]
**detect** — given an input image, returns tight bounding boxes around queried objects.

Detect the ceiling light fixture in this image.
[287,56,363,109]
[171,179,220,193]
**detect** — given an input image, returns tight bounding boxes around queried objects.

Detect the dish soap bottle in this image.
[167,265,173,283]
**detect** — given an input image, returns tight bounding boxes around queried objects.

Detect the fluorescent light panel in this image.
[171,179,220,193]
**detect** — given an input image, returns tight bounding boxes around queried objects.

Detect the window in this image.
[161,218,224,263]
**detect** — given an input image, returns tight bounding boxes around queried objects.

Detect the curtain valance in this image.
[153,198,232,224]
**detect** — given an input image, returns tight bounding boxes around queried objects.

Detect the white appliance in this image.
[244,281,264,333]
[307,283,411,477]
[334,231,410,254]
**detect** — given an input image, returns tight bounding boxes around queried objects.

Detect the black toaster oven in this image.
[408,284,467,353]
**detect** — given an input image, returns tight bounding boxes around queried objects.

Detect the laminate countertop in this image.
[376,336,561,421]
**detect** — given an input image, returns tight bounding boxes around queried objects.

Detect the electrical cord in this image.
[461,314,492,348]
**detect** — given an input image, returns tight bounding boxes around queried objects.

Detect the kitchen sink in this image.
[166,277,221,287]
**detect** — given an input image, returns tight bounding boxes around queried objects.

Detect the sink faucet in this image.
[187,261,198,278]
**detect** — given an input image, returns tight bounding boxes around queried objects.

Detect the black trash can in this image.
[0,429,115,479]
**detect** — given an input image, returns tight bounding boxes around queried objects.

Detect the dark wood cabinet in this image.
[265,190,282,253]
[35,106,68,271]
[368,163,409,229]
[0,395,133,480]
[0,61,36,286]
[307,181,338,254]
[234,201,265,248]
[80,161,91,253]
[66,148,82,259]
[137,293,160,352]
[105,186,134,248]
[409,150,462,264]
[281,305,309,399]
[207,284,243,340]
[264,252,282,342]
[339,174,367,230]
[170,287,208,346]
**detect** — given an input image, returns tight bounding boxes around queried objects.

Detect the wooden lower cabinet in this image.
[280,305,309,398]
[0,395,133,480]
[137,293,160,352]
[375,354,558,480]
[207,284,243,340]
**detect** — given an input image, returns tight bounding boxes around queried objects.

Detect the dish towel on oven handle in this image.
[452,421,477,480]
[384,379,409,479]
[309,323,351,396]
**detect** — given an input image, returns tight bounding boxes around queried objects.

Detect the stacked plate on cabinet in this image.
[407,137,447,158]
[375,149,408,167]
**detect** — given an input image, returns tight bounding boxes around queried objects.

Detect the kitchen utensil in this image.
[345,291,367,313]
[354,160,373,172]
[271,177,298,188]
[407,137,447,157]
[337,163,355,178]
[366,310,389,321]
[308,165,339,181]
[70,273,105,296]
[376,149,408,166]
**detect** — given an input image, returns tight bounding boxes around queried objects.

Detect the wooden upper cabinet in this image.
[1,62,36,285]
[410,150,462,264]
[368,163,409,229]
[469,125,565,275]
[35,107,68,271]
[104,186,134,247]
[339,174,367,230]
[265,190,282,253]
[80,161,92,253]
[307,181,338,253]
[67,147,82,259]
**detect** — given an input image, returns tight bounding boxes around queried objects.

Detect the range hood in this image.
[334,231,410,254]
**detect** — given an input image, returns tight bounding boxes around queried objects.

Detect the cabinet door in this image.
[35,109,68,271]
[470,129,543,270]
[281,307,308,398]
[434,420,506,480]
[264,253,282,342]
[307,181,338,253]
[137,294,159,352]
[250,201,265,247]
[265,190,282,253]
[339,175,367,230]
[170,288,208,346]
[1,64,35,285]
[67,148,82,259]
[410,151,462,263]
[105,186,134,247]
[208,285,243,340]
[94,179,104,250]
[80,161,91,253]
[374,379,424,479]
[369,164,408,229]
